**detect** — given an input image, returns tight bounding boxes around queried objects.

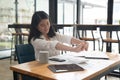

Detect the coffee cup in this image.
[39,51,49,64]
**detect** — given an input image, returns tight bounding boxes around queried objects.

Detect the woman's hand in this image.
[72,40,89,52]
[71,38,89,51]
[72,45,83,52]
[55,40,88,53]
[79,40,89,51]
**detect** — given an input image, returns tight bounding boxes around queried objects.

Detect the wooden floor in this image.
[0,58,120,80]
[0,58,17,80]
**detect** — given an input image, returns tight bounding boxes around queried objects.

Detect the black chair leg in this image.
[13,71,19,80]
[93,40,95,50]
[98,40,100,51]
[105,75,107,80]
[118,42,120,53]
[101,42,104,51]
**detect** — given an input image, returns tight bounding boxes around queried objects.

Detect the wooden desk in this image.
[10,52,120,80]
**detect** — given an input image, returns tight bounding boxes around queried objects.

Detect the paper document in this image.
[67,57,89,64]
[68,51,109,60]
[49,54,89,64]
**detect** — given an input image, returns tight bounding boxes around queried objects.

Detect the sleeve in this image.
[55,32,72,44]
[31,38,59,51]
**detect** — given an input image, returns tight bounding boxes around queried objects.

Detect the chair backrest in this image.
[99,26,120,31]
[15,44,35,64]
[77,25,97,39]
[99,26,120,41]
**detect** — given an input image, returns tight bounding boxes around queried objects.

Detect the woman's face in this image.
[38,19,50,35]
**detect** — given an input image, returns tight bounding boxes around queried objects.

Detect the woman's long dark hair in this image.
[28,11,56,43]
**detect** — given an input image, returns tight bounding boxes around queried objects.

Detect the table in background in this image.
[8,24,120,52]
[8,24,30,44]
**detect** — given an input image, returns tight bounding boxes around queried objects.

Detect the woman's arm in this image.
[55,33,88,51]
[71,37,82,45]
[55,42,83,52]
[31,38,83,52]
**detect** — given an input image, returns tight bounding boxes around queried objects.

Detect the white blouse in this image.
[31,32,72,61]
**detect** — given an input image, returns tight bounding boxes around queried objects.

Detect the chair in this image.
[99,26,120,53]
[77,25,100,50]
[15,44,38,80]
[99,26,120,78]
[15,44,35,63]
[10,28,29,63]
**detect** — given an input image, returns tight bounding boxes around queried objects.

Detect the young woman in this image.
[28,11,88,60]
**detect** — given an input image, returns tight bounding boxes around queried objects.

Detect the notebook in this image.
[48,64,84,73]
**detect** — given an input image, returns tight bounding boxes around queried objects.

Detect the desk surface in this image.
[10,52,120,80]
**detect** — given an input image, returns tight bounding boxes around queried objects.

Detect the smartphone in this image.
[49,58,66,62]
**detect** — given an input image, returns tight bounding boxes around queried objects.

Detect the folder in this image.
[48,64,84,73]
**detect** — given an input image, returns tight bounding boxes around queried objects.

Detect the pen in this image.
[77,56,109,60]
[85,57,109,60]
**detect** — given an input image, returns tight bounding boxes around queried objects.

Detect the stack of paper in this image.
[68,51,109,60]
